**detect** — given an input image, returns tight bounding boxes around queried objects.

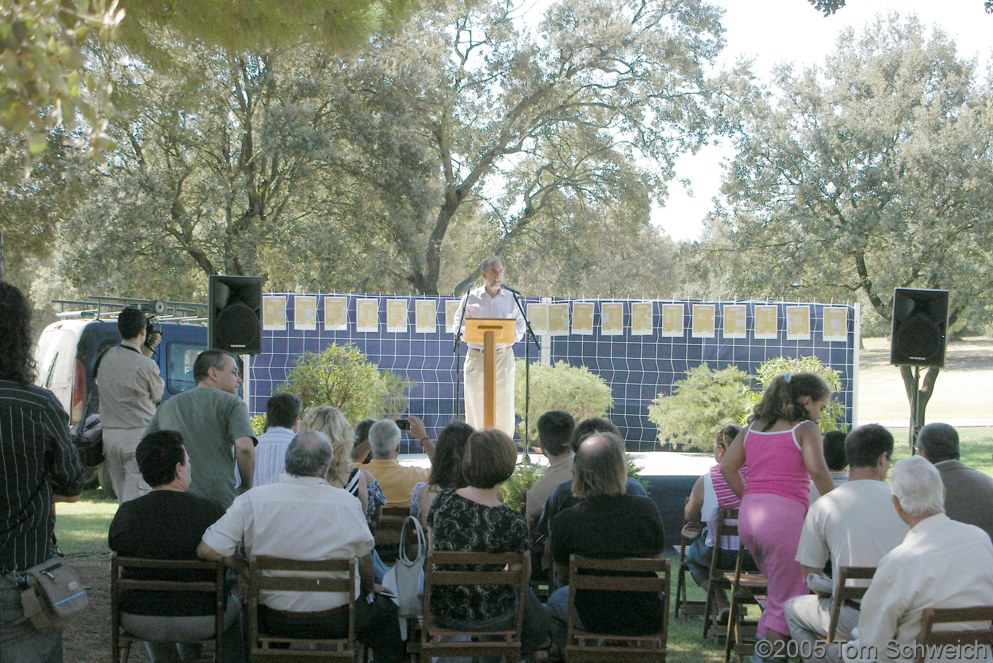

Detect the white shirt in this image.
[796,480,908,596]
[843,513,993,663]
[252,426,296,487]
[454,286,525,349]
[201,474,373,612]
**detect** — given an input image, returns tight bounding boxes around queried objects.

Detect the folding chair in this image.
[420,550,529,662]
[111,553,227,663]
[376,506,411,565]
[674,530,707,619]
[248,555,357,661]
[565,555,670,663]
[825,566,875,643]
[702,509,739,638]
[722,514,767,663]
[914,606,993,663]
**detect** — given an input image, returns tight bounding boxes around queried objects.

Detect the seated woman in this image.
[108,430,244,663]
[546,430,665,649]
[410,421,473,527]
[426,429,550,659]
[299,405,370,513]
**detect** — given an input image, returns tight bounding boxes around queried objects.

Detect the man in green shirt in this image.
[144,349,256,508]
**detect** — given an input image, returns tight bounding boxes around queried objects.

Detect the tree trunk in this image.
[899,364,941,452]
[0,230,4,281]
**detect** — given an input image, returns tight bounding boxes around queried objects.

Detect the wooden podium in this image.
[465,318,517,429]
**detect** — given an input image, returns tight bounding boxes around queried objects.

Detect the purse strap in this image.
[398,516,426,565]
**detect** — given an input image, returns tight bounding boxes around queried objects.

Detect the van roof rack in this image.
[52,296,208,322]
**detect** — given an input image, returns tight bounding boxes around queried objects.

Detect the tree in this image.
[805,1,993,16]
[332,0,727,294]
[703,15,993,429]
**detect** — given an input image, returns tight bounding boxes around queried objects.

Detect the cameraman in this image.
[97,308,164,503]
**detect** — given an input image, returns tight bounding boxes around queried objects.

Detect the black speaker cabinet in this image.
[890,288,949,367]
[208,275,262,355]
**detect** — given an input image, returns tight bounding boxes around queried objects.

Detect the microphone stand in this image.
[452,282,473,420]
[510,289,540,464]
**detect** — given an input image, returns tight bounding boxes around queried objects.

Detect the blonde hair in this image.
[299,405,354,480]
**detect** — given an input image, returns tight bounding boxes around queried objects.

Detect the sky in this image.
[655,0,993,242]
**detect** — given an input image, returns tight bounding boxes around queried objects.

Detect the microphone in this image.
[501,284,522,295]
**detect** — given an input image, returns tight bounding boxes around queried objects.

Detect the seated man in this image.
[545,431,665,648]
[252,392,302,487]
[917,422,993,542]
[108,430,244,662]
[535,417,648,553]
[364,417,435,508]
[197,431,403,663]
[813,456,993,663]
[525,410,576,527]
[785,424,907,660]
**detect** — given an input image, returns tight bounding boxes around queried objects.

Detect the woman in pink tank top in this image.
[719,372,834,658]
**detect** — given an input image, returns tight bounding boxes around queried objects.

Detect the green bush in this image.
[502,461,545,513]
[276,343,411,422]
[513,360,614,445]
[647,364,753,451]
[750,356,846,432]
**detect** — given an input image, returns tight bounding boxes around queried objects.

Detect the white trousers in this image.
[464,347,516,438]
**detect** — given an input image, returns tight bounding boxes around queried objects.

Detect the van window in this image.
[166,342,200,394]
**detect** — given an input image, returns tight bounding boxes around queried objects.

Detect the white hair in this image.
[890,455,944,517]
[369,419,402,458]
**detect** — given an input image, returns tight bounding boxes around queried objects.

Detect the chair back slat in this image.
[826,565,876,643]
[915,606,993,663]
[111,553,227,663]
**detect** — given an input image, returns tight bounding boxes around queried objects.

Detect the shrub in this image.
[513,360,614,445]
[750,356,846,432]
[502,462,545,513]
[647,364,752,451]
[277,343,411,423]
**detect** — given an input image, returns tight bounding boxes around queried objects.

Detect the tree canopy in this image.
[704,15,993,421]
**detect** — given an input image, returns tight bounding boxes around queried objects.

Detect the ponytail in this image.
[750,372,830,431]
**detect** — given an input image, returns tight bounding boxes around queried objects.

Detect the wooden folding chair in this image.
[825,566,875,643]
[420,550,529,662]
[722,516,767,663]
[674,530,706,619]
[376,506,411,565]
[914,606,993,663]
[565,555,670,663]
[248,555,357,661]
[702,509,739,638]
[111,553,227,663]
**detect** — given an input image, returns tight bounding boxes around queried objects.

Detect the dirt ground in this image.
[857,336,993,425]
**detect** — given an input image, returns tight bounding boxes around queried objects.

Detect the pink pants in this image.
[738,492,808,637]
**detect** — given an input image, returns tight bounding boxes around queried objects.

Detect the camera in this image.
[395,418,410,431]
[145,315,162,350]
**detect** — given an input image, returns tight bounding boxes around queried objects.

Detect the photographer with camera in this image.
[97,307,164,503]
[365,416,435,508]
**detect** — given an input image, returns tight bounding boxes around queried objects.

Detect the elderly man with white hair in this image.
[364,417,435,508]
[814,455,993,663]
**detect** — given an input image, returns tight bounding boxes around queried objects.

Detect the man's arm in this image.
[684,475,705,522]
[43,393,85,498]
[407,415,435,460]
[235,436,255,493]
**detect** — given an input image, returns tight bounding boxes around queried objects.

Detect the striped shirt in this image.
[1,380,85,572]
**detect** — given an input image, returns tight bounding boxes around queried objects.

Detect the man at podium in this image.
[455,256,525,437]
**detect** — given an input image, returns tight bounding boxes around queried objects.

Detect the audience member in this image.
[299,405,368,513]
[252,392,301,487]
[108,431,244,662]
[425,429,550,658]
[822,430,849,484]
[352,418,375,464]
[784,424,908,660]
[365,417,435,507]
[143,349,256,508]
[535,417,647,549]
[0,282,85,662]
[814,456,993,663]
[525,410,576,525]
[410,421,473,527]
[97,307,164,503]
[197,431,404,662]
[917,422,993,542]
[546,432,665,649]
[684,423,755,620]
[720,372,834,651]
